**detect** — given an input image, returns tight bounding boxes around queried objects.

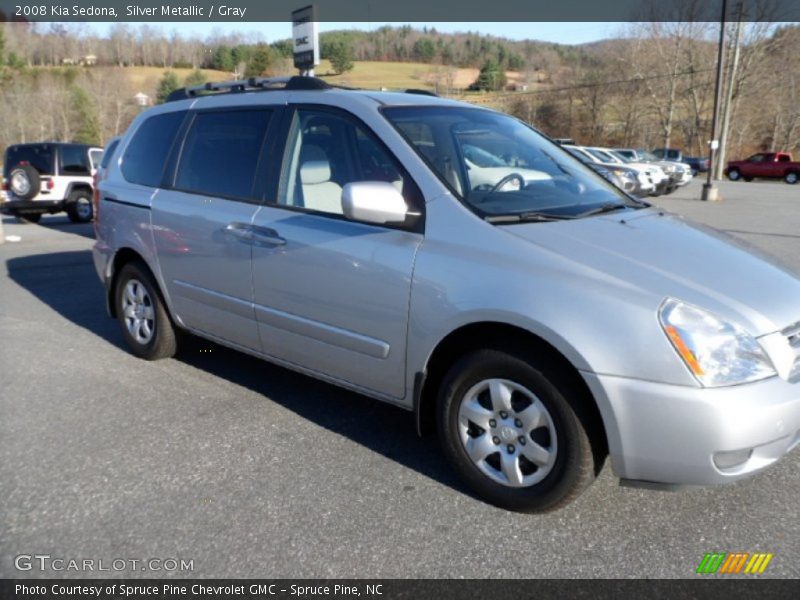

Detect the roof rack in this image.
[164,75,441,103]
[403,88,439,97]
[166,75,332,102]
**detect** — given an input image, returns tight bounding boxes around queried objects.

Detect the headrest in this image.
[299,144,331,185]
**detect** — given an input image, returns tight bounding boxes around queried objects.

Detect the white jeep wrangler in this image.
[2,142,103,223]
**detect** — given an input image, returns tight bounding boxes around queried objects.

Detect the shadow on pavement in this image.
[6,250,118,345]
[5,249,459,495]
[40,219,96,240]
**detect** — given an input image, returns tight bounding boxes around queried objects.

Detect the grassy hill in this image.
[120,66,231,92]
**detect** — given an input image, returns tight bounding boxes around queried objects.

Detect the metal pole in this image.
[715,0,744,180]
[702,0,728,201]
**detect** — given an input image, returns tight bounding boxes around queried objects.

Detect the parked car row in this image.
[560,144,693,198]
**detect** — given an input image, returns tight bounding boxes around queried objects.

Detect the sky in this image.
[88,21,626,45]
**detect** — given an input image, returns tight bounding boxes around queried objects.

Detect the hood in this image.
[629,162,663,174]
[504,208,800,336]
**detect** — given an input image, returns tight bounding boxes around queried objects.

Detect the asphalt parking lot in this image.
[1,179,799,579]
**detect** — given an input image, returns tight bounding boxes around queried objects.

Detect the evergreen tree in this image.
[71,86,101,145]
[413,39,436,63]
[211,46,235,72]
[156,71,180,103]
[473,59,507,91]
[245,44,272,78]
[329,42,354,75]
[184,69,207,87]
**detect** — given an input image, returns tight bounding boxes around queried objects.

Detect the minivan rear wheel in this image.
[437,349,596,512]
[114,261,178,360]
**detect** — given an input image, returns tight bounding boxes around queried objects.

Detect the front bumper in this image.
[582,372,800,485]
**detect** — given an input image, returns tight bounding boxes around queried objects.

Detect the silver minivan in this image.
[94,76,800,512]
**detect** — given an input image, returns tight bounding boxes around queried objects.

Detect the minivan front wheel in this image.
[437,349,596,512]
[114,261,178,360]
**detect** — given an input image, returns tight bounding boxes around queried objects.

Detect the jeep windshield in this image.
[383,106,640,221]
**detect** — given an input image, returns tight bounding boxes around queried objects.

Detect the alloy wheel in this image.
[458,378,557,488]
[121,279,155,345]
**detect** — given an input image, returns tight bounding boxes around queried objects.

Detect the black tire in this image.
[785,171,799,185]
[15,212,42,224]
[437,348,600,512]
[727,168,741,181]
[66,189,94,223]
[8,164,41,199]
[114,261,178,360]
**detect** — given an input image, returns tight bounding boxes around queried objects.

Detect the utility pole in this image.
[715,0,744,180]
[702,0,728,202]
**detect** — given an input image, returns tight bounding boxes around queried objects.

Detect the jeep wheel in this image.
[114,261,178,360]
[437,349,600,512]
[9,164,41,200]
[785,171,799,185]
[66,190,93,223]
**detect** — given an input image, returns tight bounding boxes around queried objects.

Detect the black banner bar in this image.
[1,0,799,23]
[2,579,800,600]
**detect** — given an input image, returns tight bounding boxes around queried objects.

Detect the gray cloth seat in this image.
[299,144,343,214]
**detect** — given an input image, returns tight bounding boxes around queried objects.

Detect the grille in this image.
[781,321,800,380]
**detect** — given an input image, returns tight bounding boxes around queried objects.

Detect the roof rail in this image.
[165,75,332,103]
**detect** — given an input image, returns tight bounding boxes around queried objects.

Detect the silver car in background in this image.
[93,76,800,512]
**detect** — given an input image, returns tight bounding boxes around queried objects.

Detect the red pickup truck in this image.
[726,152,800,184]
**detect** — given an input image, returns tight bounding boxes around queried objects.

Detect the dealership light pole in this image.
[702,0,728,201]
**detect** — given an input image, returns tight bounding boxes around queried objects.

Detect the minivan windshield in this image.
[383,106,639,220]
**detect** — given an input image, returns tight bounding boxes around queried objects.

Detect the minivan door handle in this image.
[223,222,254,242]
[249,226,286,247]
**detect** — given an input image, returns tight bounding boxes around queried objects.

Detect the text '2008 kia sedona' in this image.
[93,76,800,512]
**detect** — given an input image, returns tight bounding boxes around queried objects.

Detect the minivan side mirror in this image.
[341,181,411,226]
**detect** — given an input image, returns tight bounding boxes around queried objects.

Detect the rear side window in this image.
[174,110,271,200]
[4,145,54,177]
[60,146,91,175]
[89,149,104,170]
[100,140,119,169]
[122,111,186,187]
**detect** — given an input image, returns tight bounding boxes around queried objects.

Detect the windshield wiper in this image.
[484,211,574,223]
[577,203,630,218]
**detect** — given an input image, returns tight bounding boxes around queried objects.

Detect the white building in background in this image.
[134,92,153,107]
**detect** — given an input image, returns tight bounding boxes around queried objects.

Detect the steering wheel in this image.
[491,173,526,193]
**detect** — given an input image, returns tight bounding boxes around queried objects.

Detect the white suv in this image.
[2,142,103,223]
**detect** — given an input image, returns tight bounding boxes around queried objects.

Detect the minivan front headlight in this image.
[658,299,776,387]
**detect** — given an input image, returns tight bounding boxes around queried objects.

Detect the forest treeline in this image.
[1,21,799,169]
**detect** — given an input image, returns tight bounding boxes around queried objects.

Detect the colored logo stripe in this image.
[744,553,773,574]
[697,553,726,573]
[697,552,773,574]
